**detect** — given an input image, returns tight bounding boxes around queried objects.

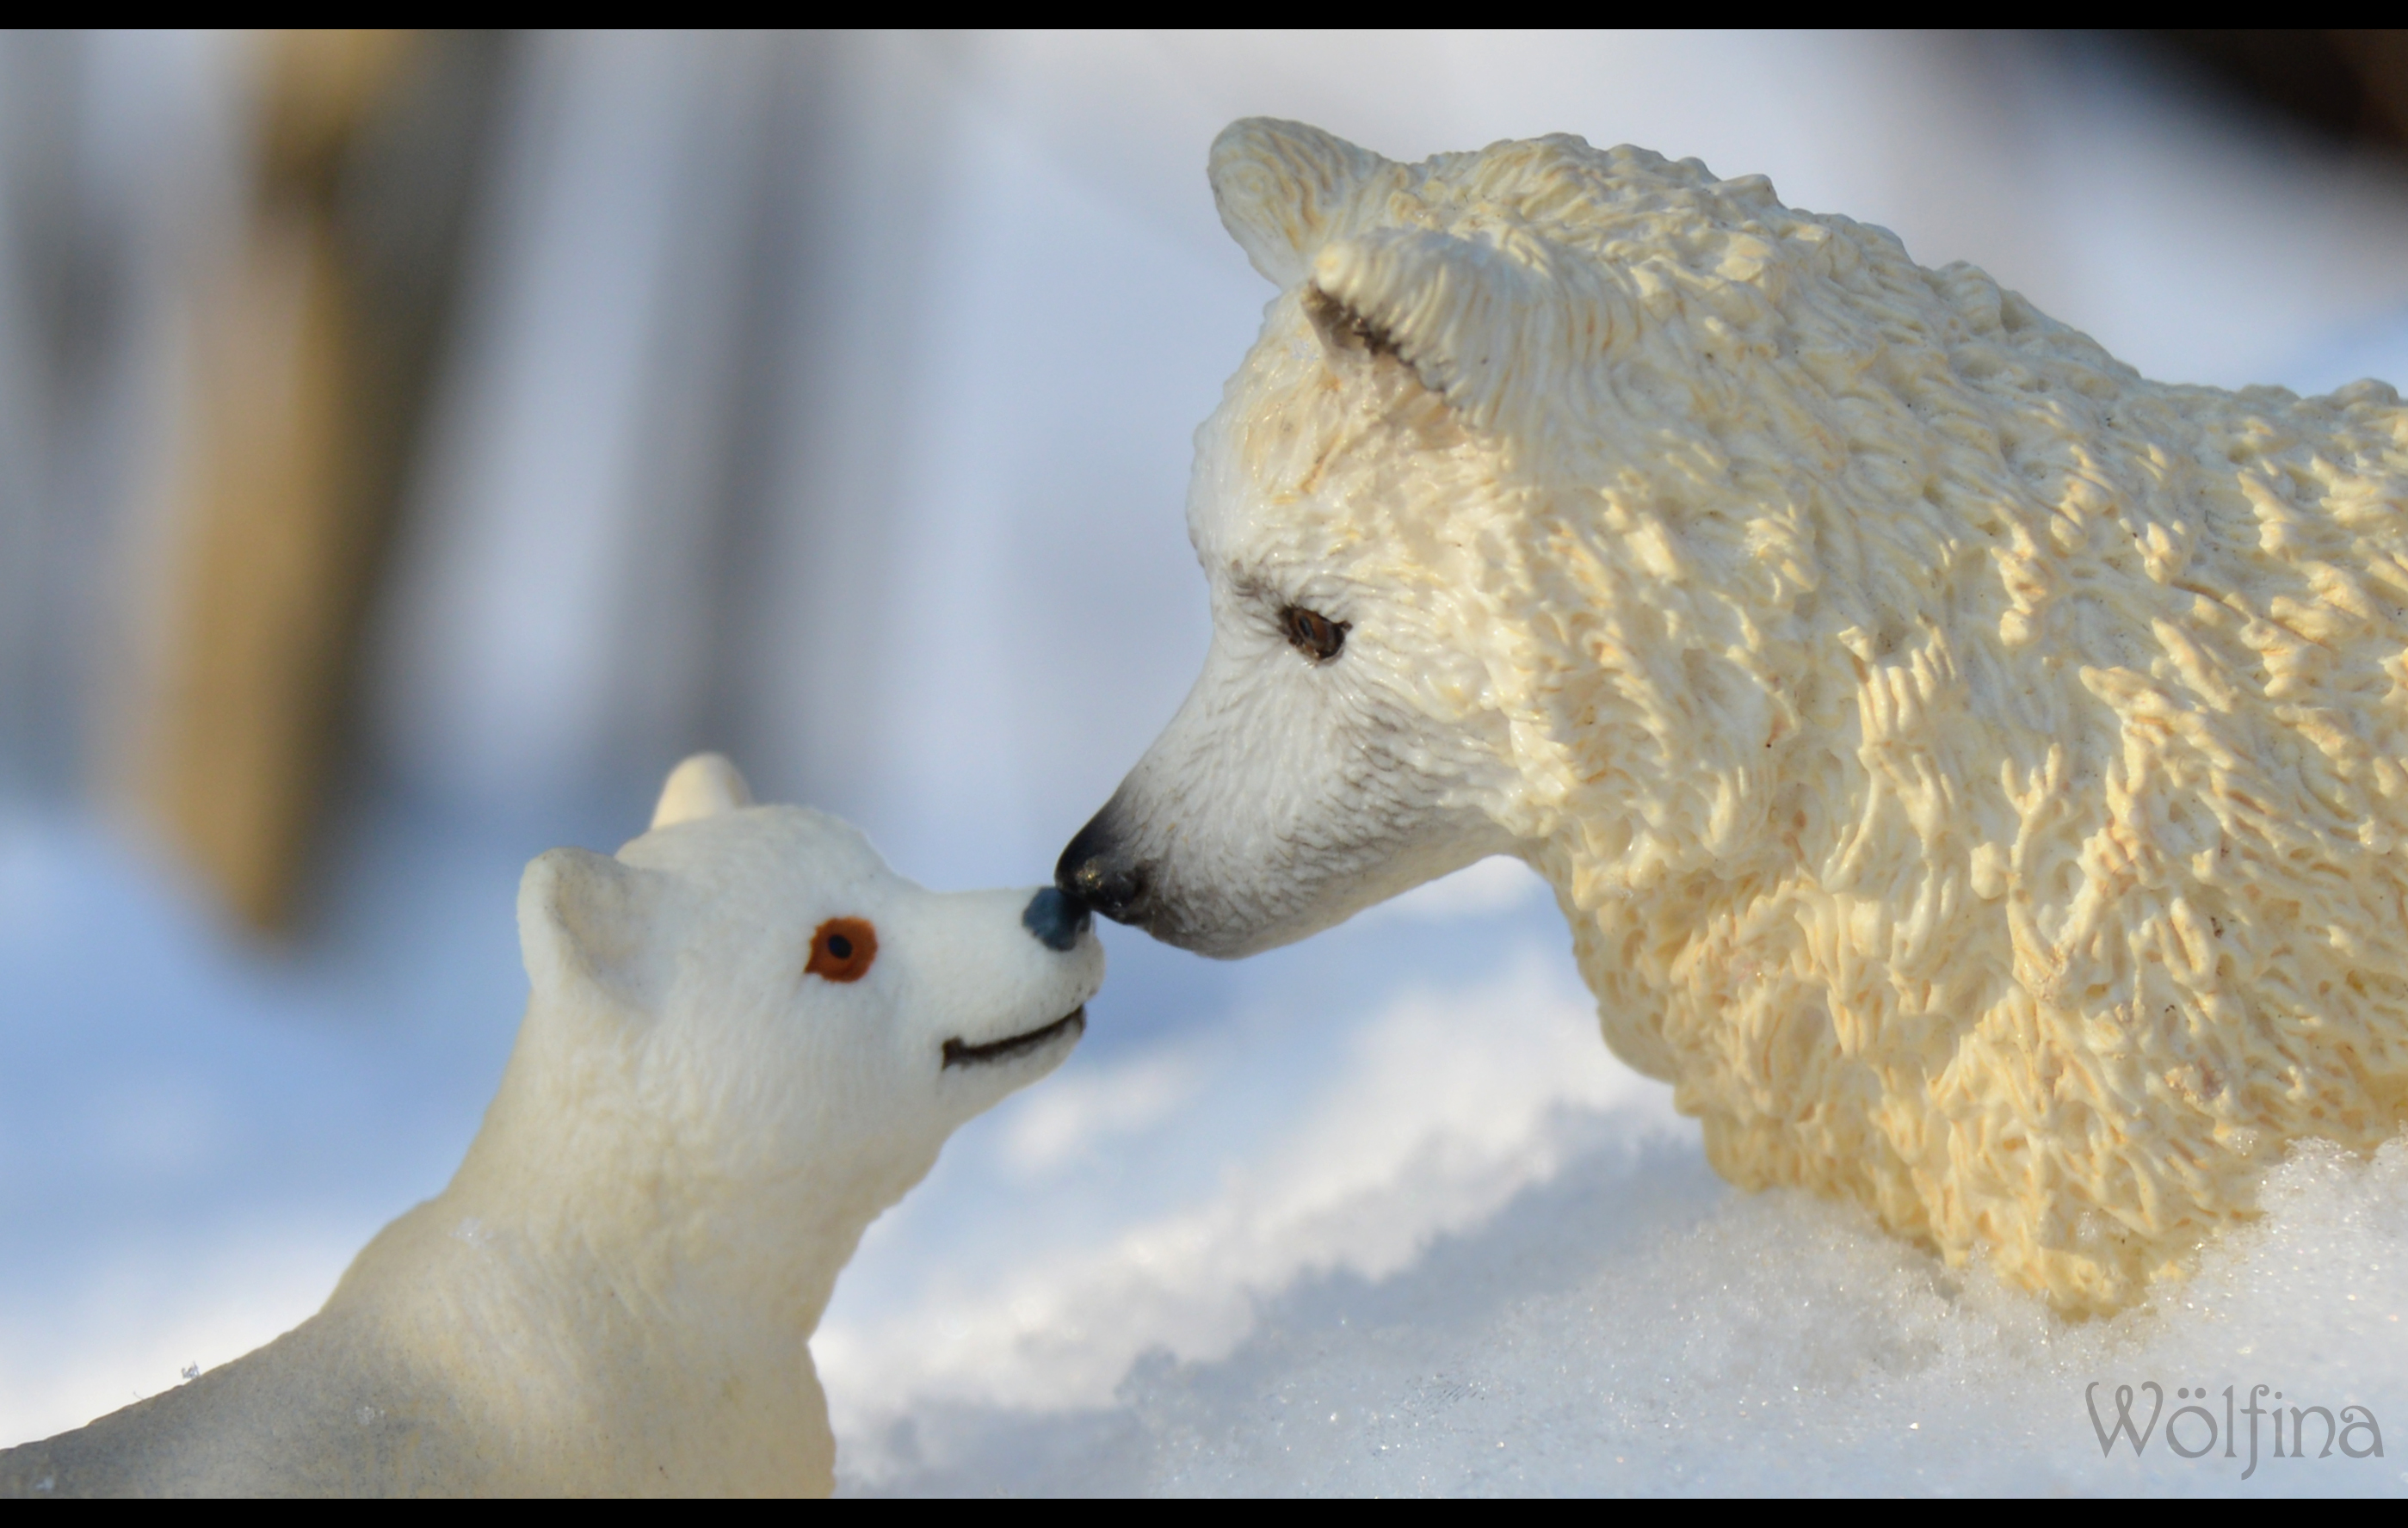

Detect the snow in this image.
[823,871,2408,1497]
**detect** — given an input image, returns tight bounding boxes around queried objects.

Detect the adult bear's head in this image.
[1059,119,1867,956]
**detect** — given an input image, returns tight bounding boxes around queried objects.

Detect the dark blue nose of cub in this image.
[1022,886,1091,952]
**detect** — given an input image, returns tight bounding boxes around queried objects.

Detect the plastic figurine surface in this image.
[1059,117,2408,1315]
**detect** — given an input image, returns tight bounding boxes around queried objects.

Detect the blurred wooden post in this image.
[131,31,414,931]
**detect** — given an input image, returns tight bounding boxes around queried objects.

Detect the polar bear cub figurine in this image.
[0,755,1102,1497]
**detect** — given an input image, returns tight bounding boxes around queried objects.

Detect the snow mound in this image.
[833,938,2408,1501]
[1107,1139,2408,1496]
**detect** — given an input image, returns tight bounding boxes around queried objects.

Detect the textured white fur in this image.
[1089,119,2408,1313]
[0,755,1101,1495]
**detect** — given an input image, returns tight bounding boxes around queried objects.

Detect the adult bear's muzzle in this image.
[1054,804,1152,925]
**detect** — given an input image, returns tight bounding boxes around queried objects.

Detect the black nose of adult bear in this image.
[1022,886,1093,952]
[1055,810,1149,923]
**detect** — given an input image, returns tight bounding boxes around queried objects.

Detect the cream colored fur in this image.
[2,755,1102,1495]
[1080,119,2408,1314]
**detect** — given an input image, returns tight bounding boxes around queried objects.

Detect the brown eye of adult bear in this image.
[1281,605,1348,662]
[806,917,877,983]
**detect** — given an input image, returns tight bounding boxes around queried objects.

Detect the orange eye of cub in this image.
[806,917,878,983]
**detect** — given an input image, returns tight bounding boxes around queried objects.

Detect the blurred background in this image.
[3,30,2407,1492]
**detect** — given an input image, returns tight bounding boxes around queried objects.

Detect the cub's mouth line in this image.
[942,1007,1085,1069]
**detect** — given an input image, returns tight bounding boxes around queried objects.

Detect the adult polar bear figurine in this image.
[1056,119,2408,1315]
[3,755,1102,1497]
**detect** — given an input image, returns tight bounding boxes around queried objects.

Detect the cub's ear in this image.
[651,751,753,829]
[1310,229,1588,434]
[1209,118,1388,286]
[519,847,673,1016]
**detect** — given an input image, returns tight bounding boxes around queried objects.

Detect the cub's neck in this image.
[311,993,940,1494]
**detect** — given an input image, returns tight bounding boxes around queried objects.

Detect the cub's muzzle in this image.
[1021,886,1092,951]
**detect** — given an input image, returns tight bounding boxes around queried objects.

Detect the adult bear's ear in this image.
[650,751,753,829]
[1209,118,1389,286]
[519,847,674,1017]
[1309,228,1584,434]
